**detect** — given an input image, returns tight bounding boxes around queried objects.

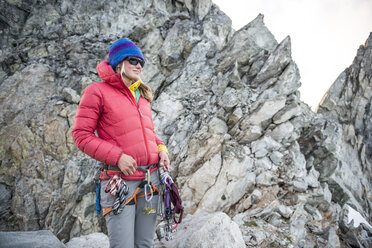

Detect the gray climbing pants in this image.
[100,170,160,248]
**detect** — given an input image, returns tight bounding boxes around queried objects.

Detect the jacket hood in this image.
[96,61,126,91]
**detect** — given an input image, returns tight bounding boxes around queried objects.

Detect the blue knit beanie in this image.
[108,38,145,70]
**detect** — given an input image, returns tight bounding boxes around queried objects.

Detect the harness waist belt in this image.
[100,164,158,180]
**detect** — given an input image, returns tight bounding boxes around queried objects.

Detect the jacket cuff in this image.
[158,144,168,156]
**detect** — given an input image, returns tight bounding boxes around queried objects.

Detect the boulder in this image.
[0,230,66,248]
[155,212,245,248]
[66,232,109,248]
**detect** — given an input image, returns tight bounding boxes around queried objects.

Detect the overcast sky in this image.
[212,0,372,110]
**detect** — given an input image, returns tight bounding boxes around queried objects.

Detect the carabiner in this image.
[144,183,153,202]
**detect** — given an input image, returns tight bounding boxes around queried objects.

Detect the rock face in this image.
[317,34,372,218]
[0,0,371,247]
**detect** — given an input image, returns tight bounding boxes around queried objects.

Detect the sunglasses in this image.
[127,57,145,68]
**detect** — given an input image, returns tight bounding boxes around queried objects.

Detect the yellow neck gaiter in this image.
[128,80,141,103]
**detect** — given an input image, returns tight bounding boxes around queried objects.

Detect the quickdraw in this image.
[144,169,153,202]
[104,174,129,215]
[143,169,156,214]
[156,167,184,241]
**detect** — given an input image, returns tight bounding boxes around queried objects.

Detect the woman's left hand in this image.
[159,150,170,171]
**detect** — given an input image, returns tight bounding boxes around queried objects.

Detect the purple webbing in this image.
[164,190,170,208]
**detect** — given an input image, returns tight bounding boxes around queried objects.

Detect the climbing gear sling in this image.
[93,167,103,215]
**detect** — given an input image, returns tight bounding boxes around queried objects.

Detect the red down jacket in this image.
[71,61,164,180]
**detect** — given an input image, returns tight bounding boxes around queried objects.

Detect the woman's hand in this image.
[159,151,170,171]
[118,153,137,176]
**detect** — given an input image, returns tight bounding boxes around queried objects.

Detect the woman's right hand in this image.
[117,154,137,176]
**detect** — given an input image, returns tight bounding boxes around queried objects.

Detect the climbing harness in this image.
[92,163,183,241]
[156,167,184,241]
[101,179,159,216]
[97,164,160,217]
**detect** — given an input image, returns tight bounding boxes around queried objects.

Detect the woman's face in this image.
[121,57,143,82]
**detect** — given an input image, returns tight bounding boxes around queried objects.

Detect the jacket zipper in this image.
[123,84,150,166]
[138,107,143,117]
[137,97,150,165]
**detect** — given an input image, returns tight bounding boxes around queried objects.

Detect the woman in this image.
[72,38,170,248]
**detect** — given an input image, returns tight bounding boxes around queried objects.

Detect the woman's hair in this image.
[116,61,154,102]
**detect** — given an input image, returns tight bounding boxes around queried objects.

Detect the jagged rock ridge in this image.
[0,0,371,247]
[317,34,372,218]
